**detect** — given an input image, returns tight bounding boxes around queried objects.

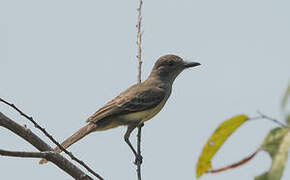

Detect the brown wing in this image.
[86,83,166,123]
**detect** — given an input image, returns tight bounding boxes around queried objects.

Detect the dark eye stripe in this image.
[168,61,174,66]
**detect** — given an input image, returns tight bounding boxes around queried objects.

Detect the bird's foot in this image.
[134,154,143,165]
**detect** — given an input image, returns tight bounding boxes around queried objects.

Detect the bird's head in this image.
[149,54,200,83]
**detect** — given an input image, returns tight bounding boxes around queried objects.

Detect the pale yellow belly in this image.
[120,98,167,124]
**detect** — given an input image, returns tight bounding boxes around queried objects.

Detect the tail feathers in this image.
[39,123,97,164]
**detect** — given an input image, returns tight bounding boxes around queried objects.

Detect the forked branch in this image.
[0,98,104,180]
[0,112,93,180]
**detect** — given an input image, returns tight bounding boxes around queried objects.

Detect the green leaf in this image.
[255,127,290,180]
[196,114,249,178]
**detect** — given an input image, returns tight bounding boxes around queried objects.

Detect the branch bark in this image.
[0,98,104,180]
[136,0,144,180]
[136,0,143,84]
[0,112,93,180]
[136,123,144,180]
[0,149,53,158]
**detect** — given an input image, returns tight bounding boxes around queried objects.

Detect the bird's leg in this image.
[136,123,144,165]
[124,124,143,165]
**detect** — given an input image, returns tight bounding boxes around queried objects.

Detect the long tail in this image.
[39,123,97,164]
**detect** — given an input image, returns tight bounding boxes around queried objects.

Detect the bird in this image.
[39,54,200,164]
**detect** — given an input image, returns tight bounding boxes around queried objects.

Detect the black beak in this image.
[184,61,201,68]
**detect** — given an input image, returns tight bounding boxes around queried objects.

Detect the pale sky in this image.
[1,0,290,180]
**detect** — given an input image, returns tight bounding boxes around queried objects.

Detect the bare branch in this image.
[0,149,52,158]
[136,0,144,180]
[256,111,290,128]
[137,0,143,84]
[0,98,104,180]
[136,123,144,180]
[0,112,93,180]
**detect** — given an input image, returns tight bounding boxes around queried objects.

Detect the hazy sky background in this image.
[1,0,290,179]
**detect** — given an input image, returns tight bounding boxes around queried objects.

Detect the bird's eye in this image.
[168,61,174,67]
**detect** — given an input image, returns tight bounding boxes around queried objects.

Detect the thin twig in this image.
[256,111,290,128]
[137,123,144,180]
[137,0,143,84]
[0,149,52,158]
[207,148,261,174]
[136,0,144,179]
[0,98,104,180]
[0,112,92,180]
